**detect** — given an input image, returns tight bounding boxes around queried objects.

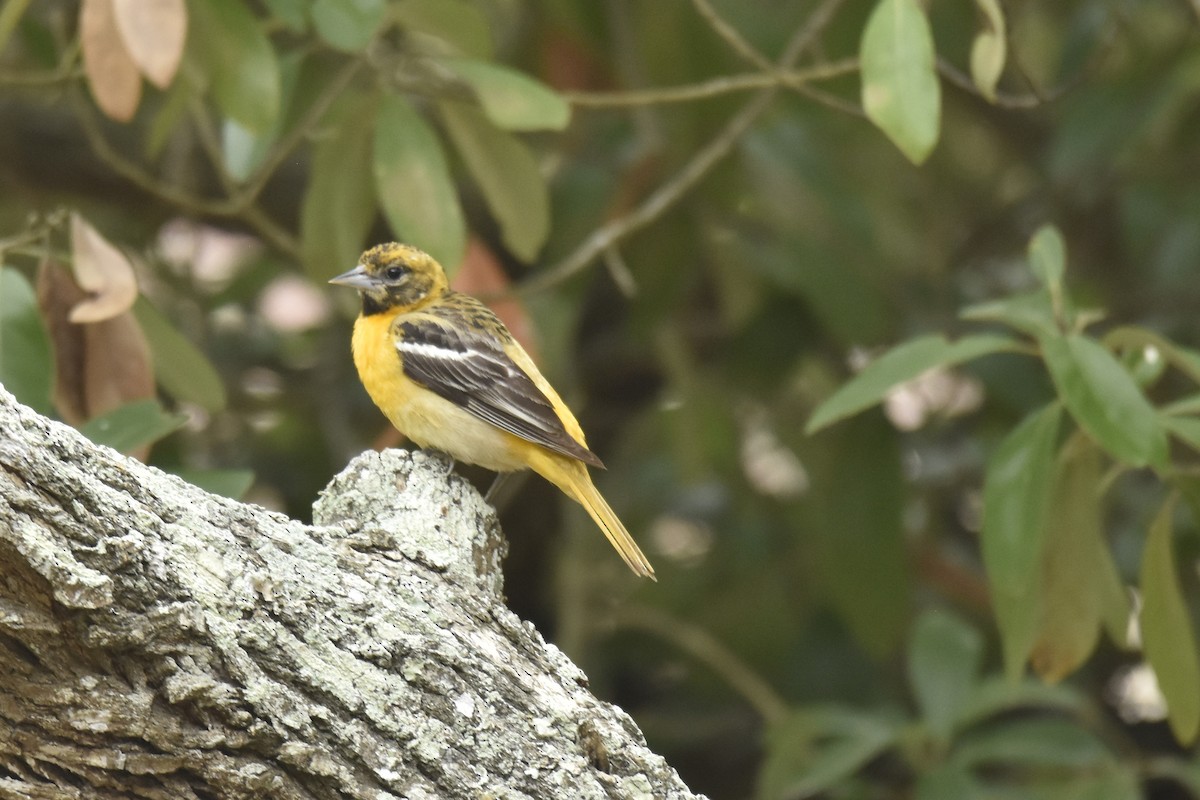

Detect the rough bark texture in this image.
[0,387,702,800]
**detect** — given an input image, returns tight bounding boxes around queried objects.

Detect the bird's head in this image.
[329,243,449,315]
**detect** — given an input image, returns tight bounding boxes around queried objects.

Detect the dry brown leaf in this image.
[80,0,143,122]
[69,212,139,323]
[113,0,187,90]
[36,261,155,431]
[37,262,87,425]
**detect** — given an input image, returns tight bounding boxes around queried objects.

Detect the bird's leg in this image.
[424,448,456,476]
[484,472,515,504]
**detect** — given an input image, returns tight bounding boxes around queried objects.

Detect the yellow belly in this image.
[351,313,529,472]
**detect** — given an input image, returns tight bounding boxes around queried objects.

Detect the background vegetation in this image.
[3,0,1200,797]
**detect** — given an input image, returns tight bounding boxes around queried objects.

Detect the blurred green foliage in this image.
[3,1,1200,797]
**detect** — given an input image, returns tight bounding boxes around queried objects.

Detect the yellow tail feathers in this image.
[529,452,656,580]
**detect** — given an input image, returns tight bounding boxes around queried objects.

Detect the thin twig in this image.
[787,82,864,116]
[68,56,360,260]
[0,65,83,86]
[603,245,637,298]
[237,58,363,208]
[72,88,301,257]
[0,41,81,86]
[563,61,858,108]
[566,0,861,113]
[692,0,857,114]
[690,0,776,72]
[189,58,364,214]
[184,99,304,257]
[521,90,774,295]
[937,17,1118,110]
[73,87,221,211]
[778,0,847,65]
[522,0,850,294]
[613,605,789,724]
[937,58,1047,110]
[188,98,242,197]
[605,0,664,152]
[0,226,50,258]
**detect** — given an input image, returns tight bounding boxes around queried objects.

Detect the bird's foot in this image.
[424,449,457,476]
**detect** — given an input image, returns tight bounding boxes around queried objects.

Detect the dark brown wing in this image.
[395,316,603,468]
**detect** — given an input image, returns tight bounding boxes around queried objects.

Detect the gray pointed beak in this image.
[328,264,376,290]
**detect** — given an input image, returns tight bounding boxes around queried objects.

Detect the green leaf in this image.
[758,706,898,800]
[1105,325,1200,386]
[394,0,492,58]
[311,0,385,51]
[1031,435,1130,681]
[859,0,941,164]
[980,402,1062,679]
[439,100,550,262]
[302,90,378,281]
[958,676,1086,729]
[188,0,281,133]
[132,297,226,413]
[80,399,186,454]
[373,92,466,270]
[1041,334,1168,469]
[174,467,255,499]
[806,334,1022,434]
[219,51,306,183]
[1122,340,1168,388]
[1021,224,1075,331]
[1174,474,1200,537]
[442,58,570,131]
[969,0,1006,103]
[915,764,981,800]
[146,77,192,160]
[0,267,54,416]
[1027,225,1066,290]
[264,0,310,32]
[961,289,1059,339]
[1064,767,1142,800]
[956,718,1111,770]
[1162,394,1200,417]
[806,414,910,655]
[221,118,261,182]
[1140,494,1200,743]
[1147,757,1200,798]
[908,609,983,740]
[1097,534,1134,650]
[1164,414,1200,453]
[0,0,32,56]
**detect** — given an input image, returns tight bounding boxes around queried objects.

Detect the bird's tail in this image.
[532,453,656,580]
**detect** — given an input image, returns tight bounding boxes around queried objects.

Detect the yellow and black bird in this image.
[330,243,655,579]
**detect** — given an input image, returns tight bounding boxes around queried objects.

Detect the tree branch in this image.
[0,387,702,799]
[522,0,850,295]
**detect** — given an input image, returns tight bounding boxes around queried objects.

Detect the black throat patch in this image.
[359,272,436,316]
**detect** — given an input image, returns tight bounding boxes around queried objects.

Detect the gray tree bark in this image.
[0,387,702,800]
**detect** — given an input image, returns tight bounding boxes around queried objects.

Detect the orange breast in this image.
[350,313,530,472]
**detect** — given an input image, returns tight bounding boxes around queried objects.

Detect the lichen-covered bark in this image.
[0,387,702,800]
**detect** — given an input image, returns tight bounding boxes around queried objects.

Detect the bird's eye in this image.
[385,266,405,280]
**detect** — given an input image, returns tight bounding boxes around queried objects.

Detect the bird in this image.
[329,243,656,579]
